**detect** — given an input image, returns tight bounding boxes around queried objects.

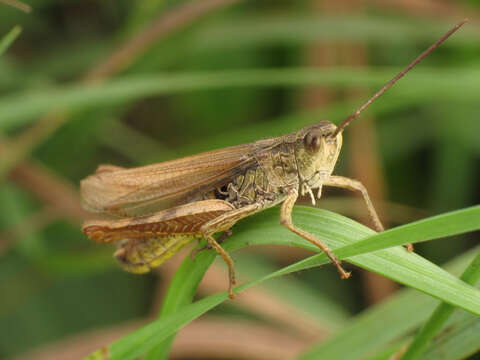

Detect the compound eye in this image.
[304,131,322,153]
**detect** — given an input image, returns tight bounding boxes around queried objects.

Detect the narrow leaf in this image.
[83,205,480,360]
[0,26,22,56]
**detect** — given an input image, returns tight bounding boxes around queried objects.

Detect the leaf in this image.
[399,252,480,360]
[83,205,480,360]
[0,26,22,56]
[423,312,480,360]
[194,15,477,51]
[2,67,480,130]
[299,247,480,360]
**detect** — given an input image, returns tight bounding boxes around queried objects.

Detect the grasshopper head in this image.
[294,121,342,188]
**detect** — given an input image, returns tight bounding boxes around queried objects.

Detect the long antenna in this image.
[331,18,468,138]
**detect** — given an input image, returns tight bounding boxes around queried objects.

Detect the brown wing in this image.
[81,139,277,216]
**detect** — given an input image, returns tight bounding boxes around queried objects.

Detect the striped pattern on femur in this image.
[83,209,227,243]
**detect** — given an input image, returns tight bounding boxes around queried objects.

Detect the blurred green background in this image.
[0,0,479,359]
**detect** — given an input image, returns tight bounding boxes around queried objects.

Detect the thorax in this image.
[217,140,300,208]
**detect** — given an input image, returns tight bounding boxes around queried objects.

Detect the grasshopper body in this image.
[81,20,466,299]
[82,122,364,297]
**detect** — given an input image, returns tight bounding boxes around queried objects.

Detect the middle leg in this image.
[190,229,233,260]
[200,204,261,299]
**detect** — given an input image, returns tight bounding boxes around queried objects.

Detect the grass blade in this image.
[83,205,480,360]
[0,26,22,56]
[422,312,480,360]
[399,252,480,360]
[299,248,480,360]
[2,67,480,129]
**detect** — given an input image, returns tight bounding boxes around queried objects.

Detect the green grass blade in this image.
[146,249,350,360]
[366,343,406,360]
[140,15,478,70]
[235,254,350,328]
[144,242,217,360]
[149,205,480,359]
[2,67,480,129]
[299,247,480,360]
[400,252,480,360]
[193,15,477,51]
[0,26,22,56]
[422,312,480,360]
[83,205,480,360]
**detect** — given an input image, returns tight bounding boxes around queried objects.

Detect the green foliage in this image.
[1,2,479,360]
[399,252,480,360]
[84,207,480,360]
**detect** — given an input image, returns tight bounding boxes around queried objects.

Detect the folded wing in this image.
[81,142,265,216]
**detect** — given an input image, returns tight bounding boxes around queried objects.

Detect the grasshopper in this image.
[81,20,467,299]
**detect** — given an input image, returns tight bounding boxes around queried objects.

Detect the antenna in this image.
[331,18,468,138]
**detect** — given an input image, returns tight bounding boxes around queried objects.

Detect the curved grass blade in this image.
[422,311,480,360]
[149,204,480,359]
[400,252,480,360]
[83,205,480,360]
[3,67,480,130]
[193,15,477,51]
[299,247,480,360]
[367,304,480,360]
[235,254,350,328]
[0,26,22,56]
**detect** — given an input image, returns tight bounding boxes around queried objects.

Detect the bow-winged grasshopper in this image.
[81,20,467,299]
